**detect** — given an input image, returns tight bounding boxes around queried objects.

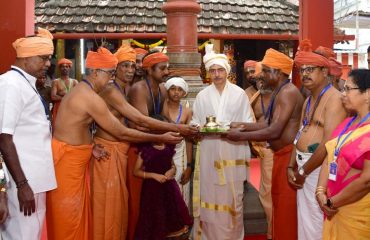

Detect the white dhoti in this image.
[193,181,245,240]
[191,81,253,240]
[296,149,323,240]
[1,179,46,240]
[173,140,190,207]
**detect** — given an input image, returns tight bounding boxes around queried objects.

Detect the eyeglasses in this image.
[38,55,51,62]
[343,85,360,92]
[299,66,321,75]
[97,69,116,77]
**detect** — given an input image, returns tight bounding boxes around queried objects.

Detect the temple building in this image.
[34,0,300,85]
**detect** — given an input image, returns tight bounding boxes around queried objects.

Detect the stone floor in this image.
[244,182,268,235]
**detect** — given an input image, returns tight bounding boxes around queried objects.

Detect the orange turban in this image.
[85,47,118,69]
[262,48,293,75]
[134,48,148,56]
[12,27,54,58]
[244,60,257,69]
[314,46,335,59]
[294,39,330,68]
[329,57,343,77]
[58,58,72,67]
[142,52,169,69]
[114,45,136,63]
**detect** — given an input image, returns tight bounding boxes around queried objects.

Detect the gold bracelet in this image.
[315,191,325,197]
[315,189,326,194]
[316,186,326,191]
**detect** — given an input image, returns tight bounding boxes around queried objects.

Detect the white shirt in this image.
[0,66,56,193]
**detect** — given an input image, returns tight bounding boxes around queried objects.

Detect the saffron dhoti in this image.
[91,137,130,240]
[46,138,92,240]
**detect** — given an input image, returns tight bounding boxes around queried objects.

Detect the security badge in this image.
[329,156,338,181]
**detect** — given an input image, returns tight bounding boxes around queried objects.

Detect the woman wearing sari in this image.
[316,69,370,240]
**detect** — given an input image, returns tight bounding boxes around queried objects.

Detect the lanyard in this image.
[113,80,126,97]
[294,83,332,145]
[175,104,183,124]
[82,79,94,90]
[11,68,50,121]
[261,94,266,116]
[264,79,290,125]
[145,78,161,115]
[334,113,370,158]
[302,84,332,127]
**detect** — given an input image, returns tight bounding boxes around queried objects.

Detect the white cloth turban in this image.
[203,44,231,74]
[164,77,189,94]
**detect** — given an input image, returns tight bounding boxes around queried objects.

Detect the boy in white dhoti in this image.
[191,45,254,240]
[163,76,193,207]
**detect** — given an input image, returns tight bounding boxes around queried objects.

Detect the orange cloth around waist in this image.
[273,143,294,157]
[91,137,130,240]
[271,144,297,240]
[46,138,93,240]
[126,145,143,240]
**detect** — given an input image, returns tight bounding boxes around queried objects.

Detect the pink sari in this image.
[325,117,370,197]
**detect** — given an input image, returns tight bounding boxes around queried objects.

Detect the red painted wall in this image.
[0,0,35,73]
[299,0,334,49]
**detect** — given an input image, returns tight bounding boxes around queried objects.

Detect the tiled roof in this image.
[35,0,299,35]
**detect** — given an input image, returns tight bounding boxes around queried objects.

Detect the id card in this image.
[329,161,337,181]
[293,126,304,145]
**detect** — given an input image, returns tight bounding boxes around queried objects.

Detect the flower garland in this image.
[130,38,166,49]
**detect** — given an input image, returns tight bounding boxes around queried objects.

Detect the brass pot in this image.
[205,116,219,132]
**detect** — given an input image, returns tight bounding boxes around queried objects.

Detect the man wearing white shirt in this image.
[191,45,254,240]
[0,28,57,240]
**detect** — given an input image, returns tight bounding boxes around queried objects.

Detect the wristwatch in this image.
[298,167,307,177]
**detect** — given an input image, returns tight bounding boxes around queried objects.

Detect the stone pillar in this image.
[299,0,334,49]
[0,0,34,73]
[162,0,204,103]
